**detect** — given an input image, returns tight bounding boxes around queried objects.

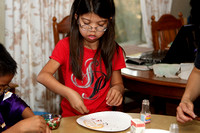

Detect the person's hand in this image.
[176,99,196,123]
[67,89,89,114]
[4,115,51,133]
[45,124,51,133]
[19,115,51,133]
[106,86,123,106]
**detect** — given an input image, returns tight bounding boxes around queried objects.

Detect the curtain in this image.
[5,0,73,113]
[140,0,172,48]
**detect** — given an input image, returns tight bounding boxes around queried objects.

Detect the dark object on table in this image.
[126,58,145,65]
[126,50,168,65]
[140,50,168,64]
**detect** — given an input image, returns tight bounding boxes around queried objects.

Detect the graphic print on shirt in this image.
[71,58,107,100]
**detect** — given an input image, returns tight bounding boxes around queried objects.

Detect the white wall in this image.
[171,0,191,18]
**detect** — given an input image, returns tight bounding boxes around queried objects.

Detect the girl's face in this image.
[78,12,108,49]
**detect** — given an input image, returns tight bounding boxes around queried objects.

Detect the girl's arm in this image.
[37,59,68,96]
[106,70,125,106]
[37,59,89,114]
[21,107,34,118]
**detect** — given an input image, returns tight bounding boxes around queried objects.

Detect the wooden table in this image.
[122,68,187,100]
[52,113,200,133]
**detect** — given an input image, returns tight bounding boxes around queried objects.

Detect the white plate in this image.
[76,111,132,132]
[144,129,169,133]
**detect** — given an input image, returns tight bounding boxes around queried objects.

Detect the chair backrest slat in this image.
[151,12,184,50]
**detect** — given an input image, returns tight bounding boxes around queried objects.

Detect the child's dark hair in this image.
[69,0,121,80]
[0,43,17,76]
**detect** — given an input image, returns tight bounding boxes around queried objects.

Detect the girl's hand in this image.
[106,86,123,106]
[23,115,51,133]
[67,89,89,114]
[4,115,51,133]
[176,99,196,123]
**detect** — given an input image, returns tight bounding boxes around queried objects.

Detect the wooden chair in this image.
[52,16,71,46]
[151,12,184,50]
[52,16,71,84]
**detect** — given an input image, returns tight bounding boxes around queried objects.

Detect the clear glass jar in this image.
[140,99,151,123]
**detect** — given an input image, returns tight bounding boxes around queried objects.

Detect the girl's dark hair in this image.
[69,0,121,80]
[0,43,17,76]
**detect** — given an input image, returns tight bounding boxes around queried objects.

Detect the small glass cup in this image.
[41,114,62,130]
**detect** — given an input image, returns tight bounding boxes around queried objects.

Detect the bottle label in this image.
[141,114,151,123]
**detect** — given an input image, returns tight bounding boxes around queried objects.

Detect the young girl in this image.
[37,0,126,117]
[0,43,50,133]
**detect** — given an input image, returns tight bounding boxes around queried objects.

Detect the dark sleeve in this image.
[2,92,29,127]
[162,25,197,64]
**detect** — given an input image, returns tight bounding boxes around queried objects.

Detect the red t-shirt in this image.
[50,37,126,117]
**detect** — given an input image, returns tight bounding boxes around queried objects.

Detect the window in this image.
[114,0,146,46]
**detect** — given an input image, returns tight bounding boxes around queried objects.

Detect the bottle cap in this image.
[169,123,179,133]
[142,99,150,105]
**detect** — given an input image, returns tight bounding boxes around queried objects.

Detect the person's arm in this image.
[2,115,50,133]
[37,59,89,114]
[3,106,51,133]
[21,107,34,118]
[182,67,200,102]
[176,67,200,123]
[106,70,125,106]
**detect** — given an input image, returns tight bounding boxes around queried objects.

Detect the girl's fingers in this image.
[106,90,111,100]
[112,95,123,106]
[81,105,89,114]
[75,104,89,114]
[115,96,123,106]
[106,91,115,105]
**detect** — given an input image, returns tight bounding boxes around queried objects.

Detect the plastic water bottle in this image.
[140,99,151,123]
[169,123,179,133]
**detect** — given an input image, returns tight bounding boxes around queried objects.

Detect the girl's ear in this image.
[110,17,112,20]
[75,14,78,20]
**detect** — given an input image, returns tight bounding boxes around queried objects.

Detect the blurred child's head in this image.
[70,0,115,40]
[0,43,17,95]
[71,0,115,19]
[0,43,17,78]
[0,43,17,96]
